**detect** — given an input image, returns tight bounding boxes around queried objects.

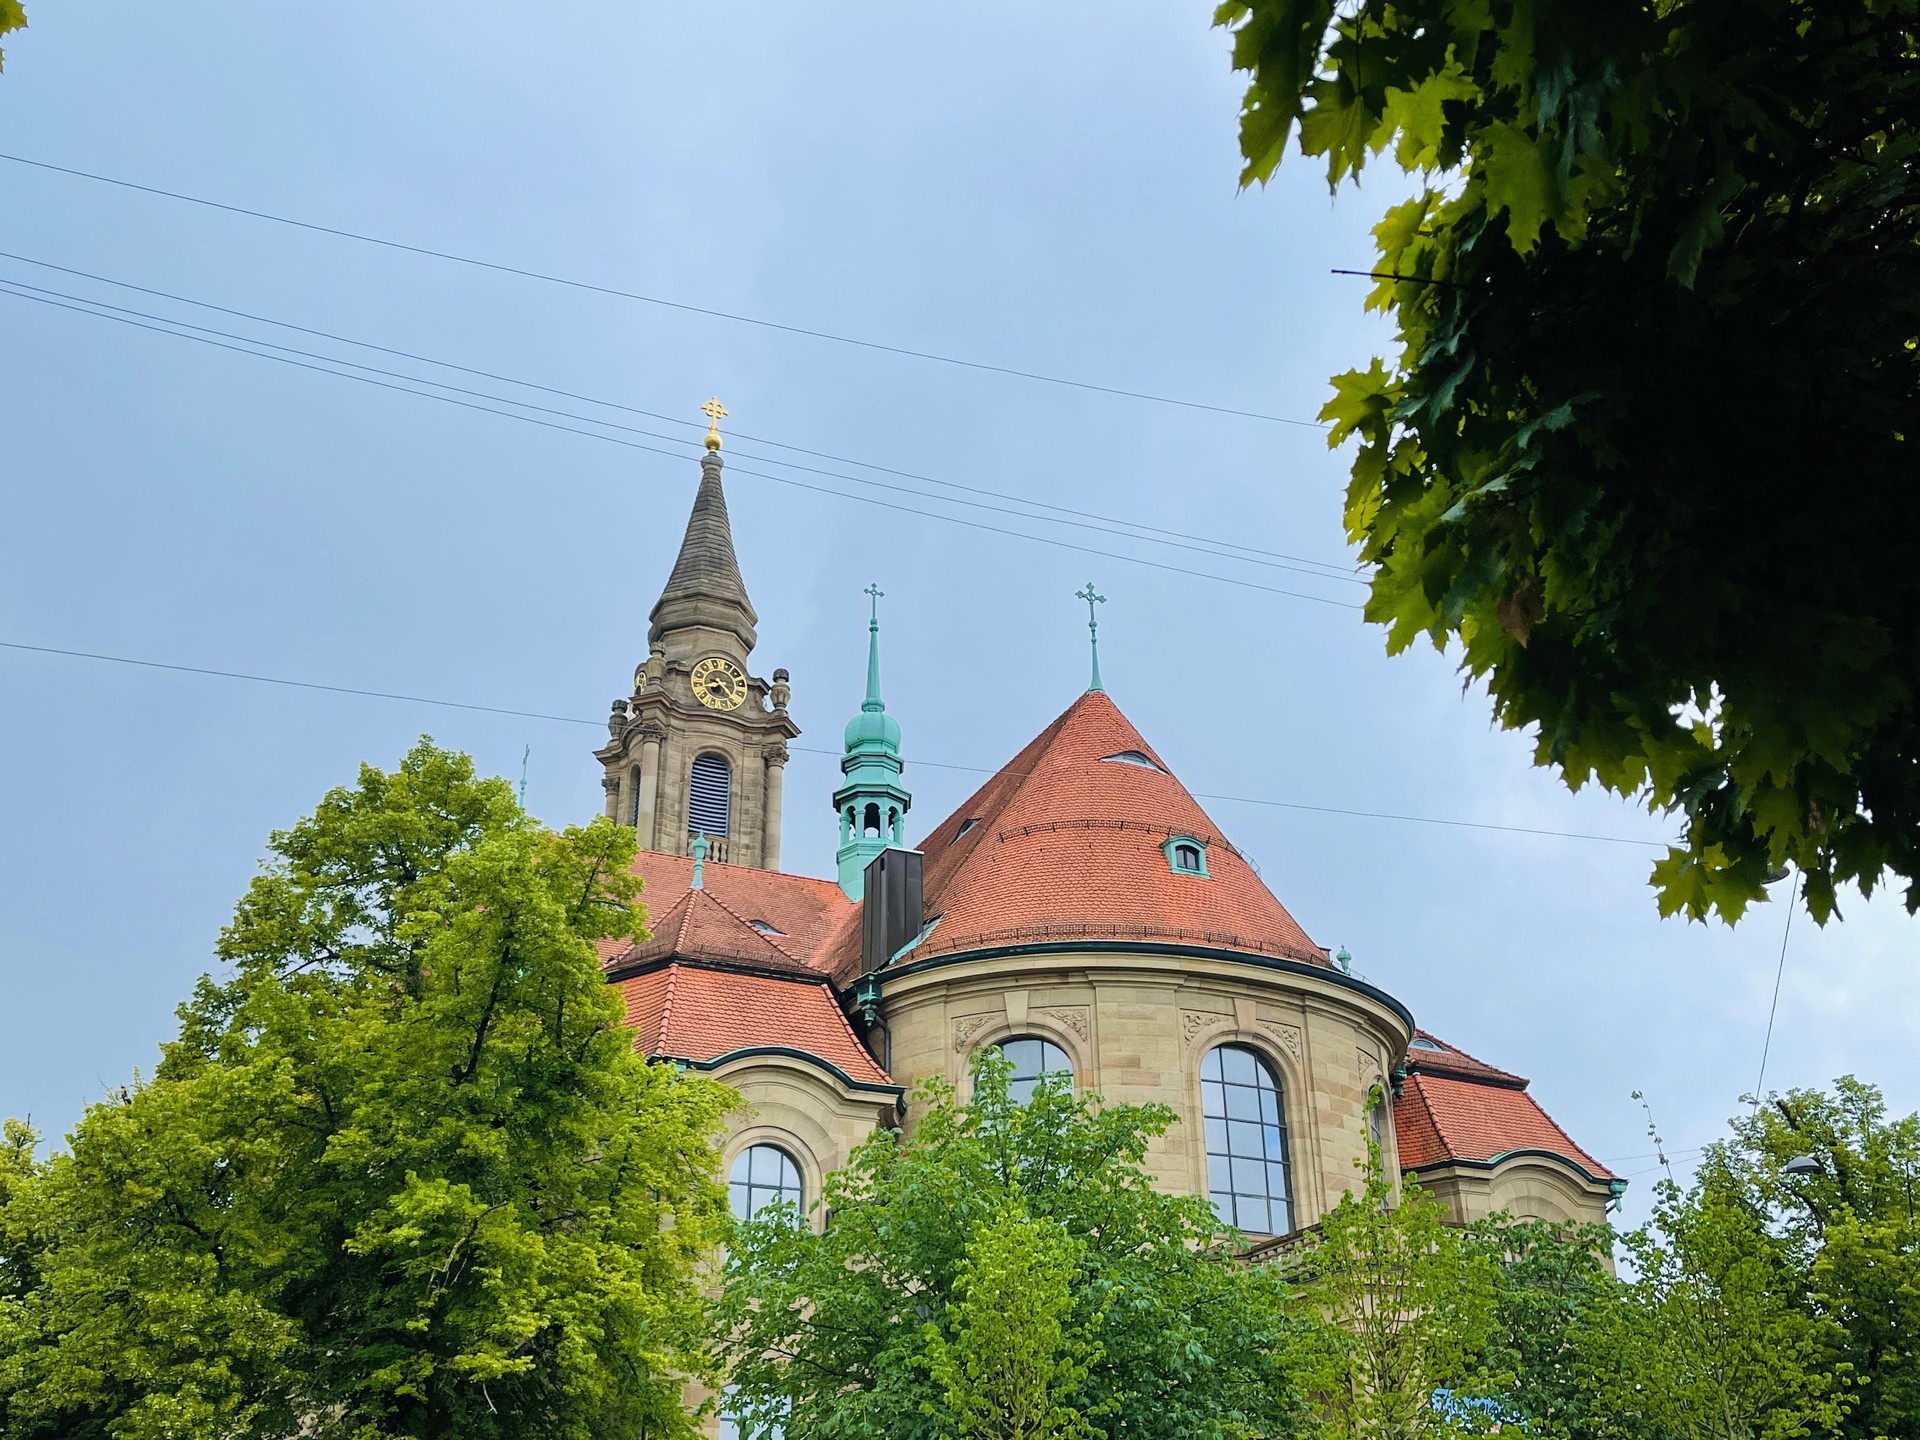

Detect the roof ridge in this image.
[654,961,682,1050]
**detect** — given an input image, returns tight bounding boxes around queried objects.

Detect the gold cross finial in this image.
[701,396,728,451]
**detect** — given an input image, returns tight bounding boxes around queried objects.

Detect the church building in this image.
[596,412,1622,1357]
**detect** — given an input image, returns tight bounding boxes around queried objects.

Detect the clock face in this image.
[690,656,749,711]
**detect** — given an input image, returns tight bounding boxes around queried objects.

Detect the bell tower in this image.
[596,400,799,870]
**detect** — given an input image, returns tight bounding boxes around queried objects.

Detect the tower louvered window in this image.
[688,752,731,838]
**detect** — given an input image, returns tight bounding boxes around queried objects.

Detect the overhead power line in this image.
[0,264,1362,587]
[0,638,1668,851]
[0,247,1361,580]
[0,149,1326,429]
[0,280,1363,611]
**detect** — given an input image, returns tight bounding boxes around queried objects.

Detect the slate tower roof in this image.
[648,448,758,652]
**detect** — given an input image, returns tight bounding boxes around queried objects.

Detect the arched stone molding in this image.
[1183,1025,1320,1235]
[703,1051,902,1228]
[1408,1151,1615,1230]
[957,1004,1094,1098]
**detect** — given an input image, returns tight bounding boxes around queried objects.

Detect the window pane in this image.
[730,1145,803,1222]
[1200,1046,1290,1238]
[1227,1119,1263,1157]
[991,1035,1072,1105]
[1211,1192,1234,1225]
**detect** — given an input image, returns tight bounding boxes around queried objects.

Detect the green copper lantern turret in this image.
[833,584,911,900]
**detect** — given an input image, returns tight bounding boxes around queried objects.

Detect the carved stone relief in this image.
[1180,1009,1230,1046]
[1038,1005,1091,1041]
[951,1014,996,1050]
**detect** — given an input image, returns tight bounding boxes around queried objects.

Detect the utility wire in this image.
[0,638,1667,850]
[0,149,1326,429]
[0,267,1361,588]
[0,248,1361,581]
[0,281,1363,611]
[1751,874,1800,1108]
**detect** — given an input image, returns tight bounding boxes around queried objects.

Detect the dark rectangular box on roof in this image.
[861,848,923,975]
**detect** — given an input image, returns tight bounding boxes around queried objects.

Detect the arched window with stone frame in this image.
[1201,1043,1294,1236]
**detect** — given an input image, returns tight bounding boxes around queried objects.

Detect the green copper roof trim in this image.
[880,938,1416,1032]
[1404,1148,1623,1190]
[665,1045,904,1097]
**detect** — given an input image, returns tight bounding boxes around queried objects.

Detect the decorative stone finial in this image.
[1075,581,1107,693]
[770,667,792,712]
[607,698,630,740]
[701,395,728,451]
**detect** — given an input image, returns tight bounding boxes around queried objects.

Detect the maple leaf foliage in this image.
[1218,0,1920,925]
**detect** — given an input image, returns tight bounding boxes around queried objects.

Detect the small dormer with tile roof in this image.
[595,427,800,871]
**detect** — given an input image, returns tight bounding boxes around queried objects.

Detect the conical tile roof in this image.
[825,690,1327,981]
[649,450,758,649]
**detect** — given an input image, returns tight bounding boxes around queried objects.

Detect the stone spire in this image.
[648,447,758,653]
[833,585,911,900]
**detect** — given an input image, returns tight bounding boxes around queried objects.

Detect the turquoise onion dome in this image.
[844,702,902,753]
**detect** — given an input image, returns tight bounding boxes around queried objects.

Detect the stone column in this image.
[634,728,664,849]
[602,773,621,821]
[763,744,789,872]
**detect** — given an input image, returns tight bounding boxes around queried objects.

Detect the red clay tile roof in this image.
[825,690,1326,983]
[615,887,817,974]
[1403,1029,1526,1087]
[618,962,893,1087]
[1393,1035,1614,1180]
[603,850,853,974]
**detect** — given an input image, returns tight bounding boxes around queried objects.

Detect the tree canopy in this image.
[0,741,735,1440]
[714,1053,1307,1440]
[1217,0,1920,925]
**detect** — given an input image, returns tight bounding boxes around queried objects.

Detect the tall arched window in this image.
[1201,1044,1293,1235]
[994,1035,1073,1104]
[729,1144,804,1223]
[689,752,731,838]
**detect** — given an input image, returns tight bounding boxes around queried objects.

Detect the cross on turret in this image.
[1076,581,1107,693]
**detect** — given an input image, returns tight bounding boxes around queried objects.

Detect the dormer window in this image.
[1164,835,1209,877]
[955,818,980,838]
[1102,749,1166,773]
[748,919,785,937]
[1408,1037,1444,1052]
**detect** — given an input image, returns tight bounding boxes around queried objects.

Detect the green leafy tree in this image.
[1274,1150,1499,1439]
[1217,0,1920,924]
[715,1052,1306,1440]
[0,741,735,1440]
[1466,1216,1622,1439]
[921,1206,1106,1440]
[1709,1078,1920,1440]
[1577,1174,1856,1440]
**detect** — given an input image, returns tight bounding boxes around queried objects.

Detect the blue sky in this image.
[1,3,1913,1226]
